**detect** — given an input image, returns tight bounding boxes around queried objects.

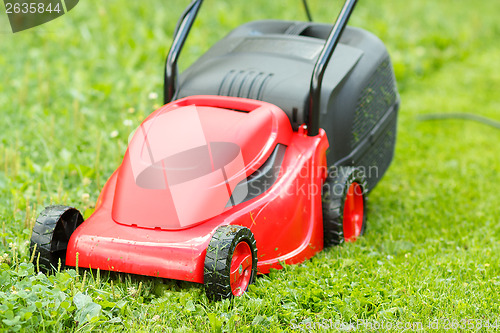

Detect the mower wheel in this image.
[30,205,84,273]
[322,167,367,247]
[204,225,257,301]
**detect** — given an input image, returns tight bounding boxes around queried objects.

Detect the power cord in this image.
[302,0,313,22]
[417,112,500,130]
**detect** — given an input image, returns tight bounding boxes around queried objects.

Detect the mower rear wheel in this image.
[322,167,367,247]
[204,225,257,301]
[30,205,84,273]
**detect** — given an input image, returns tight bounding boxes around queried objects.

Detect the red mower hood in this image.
[111,96,292,230]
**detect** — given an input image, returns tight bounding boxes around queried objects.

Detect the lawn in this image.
[1,0,500,331]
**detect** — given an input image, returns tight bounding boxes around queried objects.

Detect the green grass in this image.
[1,0,500,331]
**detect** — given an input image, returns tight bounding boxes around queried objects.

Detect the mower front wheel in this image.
[30,205,84,273]
[204,225,258,301]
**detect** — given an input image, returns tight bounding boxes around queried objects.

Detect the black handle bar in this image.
[164,0,204,103]
[307,0,357,136]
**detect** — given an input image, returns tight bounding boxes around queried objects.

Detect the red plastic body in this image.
[66,95,329,283]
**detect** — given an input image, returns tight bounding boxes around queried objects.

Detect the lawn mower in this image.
[30,0,400,300]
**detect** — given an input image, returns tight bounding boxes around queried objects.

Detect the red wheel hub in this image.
[343,182,364,242]
[230,241,253,296]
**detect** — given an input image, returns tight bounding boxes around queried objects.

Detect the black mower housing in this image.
[175,20,399,191]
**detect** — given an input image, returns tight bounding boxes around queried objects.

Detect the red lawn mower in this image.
[30,0,399,300]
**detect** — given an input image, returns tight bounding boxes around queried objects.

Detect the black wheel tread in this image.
[30,205,83,273]
[204,225,258,301]
[322,167,367,247]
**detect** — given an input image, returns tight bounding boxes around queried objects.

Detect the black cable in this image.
[417,112,500,130]
[302,0,313,22]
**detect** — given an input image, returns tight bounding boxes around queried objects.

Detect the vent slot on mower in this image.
[218,70,274,100]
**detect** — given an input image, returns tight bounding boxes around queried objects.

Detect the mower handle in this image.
[307,0,357,136]
[164,0,204,103]
[164,0,358,137]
